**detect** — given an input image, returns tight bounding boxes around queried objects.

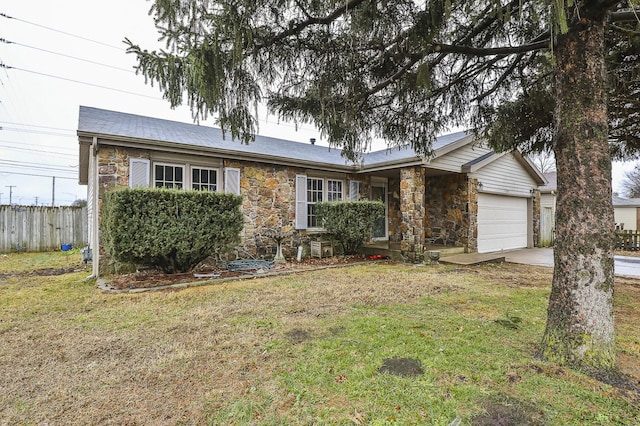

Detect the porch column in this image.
[400,166,426,262]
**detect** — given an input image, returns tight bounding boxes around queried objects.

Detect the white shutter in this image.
[295,174,307,229]
[129,158,150,188]
[224,167,241,195]
[349,180,360,201]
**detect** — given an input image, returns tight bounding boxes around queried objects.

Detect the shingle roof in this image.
[613,195,640,207]
[77,106,469,169]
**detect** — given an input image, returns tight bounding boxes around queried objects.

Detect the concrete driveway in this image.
[504,248,640,279]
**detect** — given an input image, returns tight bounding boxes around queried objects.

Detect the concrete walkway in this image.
[442,247,640,279]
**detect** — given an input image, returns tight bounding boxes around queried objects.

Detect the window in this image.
[307,177,324,228]
[296,175,345,229]
[192,167,217,191]
[154,164,184,189]
[132,161,222,191]
[327,179,343,202]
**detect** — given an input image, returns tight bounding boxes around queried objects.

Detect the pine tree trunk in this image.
[539,13,616,371]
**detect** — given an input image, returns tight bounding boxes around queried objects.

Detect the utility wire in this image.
[0,120,75,133]
[0,170,77,180]
[0,143,76,158]
[0,158,77,168]
[0,138,76,152]
[1,126,75,137]
[0,63,162,100]
[0,38,135,73]
[0,13,123,51]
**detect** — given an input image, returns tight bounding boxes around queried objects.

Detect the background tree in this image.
[621,164,640,197]
[126,0,640,377]
[531,151,556,174]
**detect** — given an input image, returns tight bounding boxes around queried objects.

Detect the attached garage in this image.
[477,193,529,253]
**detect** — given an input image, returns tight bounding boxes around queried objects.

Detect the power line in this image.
[1,38,135,74]
[0,13,124,51]
[0,162,77,175]
[0,143,76,158]
[0,138,76,153]
[0,120,76,133]
[0,63,162,101]
[0,126,75,137]
[0,170,77,180]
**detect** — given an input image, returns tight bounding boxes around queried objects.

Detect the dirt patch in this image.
[104,255,375,290]
[378,357,424,377]
[285,328,312,344]
[0,265,84,280]
[473,396,545,426]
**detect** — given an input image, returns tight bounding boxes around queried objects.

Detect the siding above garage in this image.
[470,152,539,196]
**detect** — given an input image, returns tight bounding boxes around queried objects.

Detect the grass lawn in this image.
[0,250,638,425]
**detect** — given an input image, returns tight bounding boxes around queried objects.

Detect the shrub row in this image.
[102,188,243,273]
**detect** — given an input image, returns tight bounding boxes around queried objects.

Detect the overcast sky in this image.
[0,0,636,206]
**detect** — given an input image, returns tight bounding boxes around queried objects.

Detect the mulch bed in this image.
[104,255,379,291]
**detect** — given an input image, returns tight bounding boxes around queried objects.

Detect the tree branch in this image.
[258,0,369,48]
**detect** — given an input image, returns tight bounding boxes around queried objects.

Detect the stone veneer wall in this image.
[424,173,477,251]
[224,159,306,258]
[95,146,375,263]
[532,190,540,247]
[399,167,426,261]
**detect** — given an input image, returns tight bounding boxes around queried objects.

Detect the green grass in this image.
[0,252,638,425]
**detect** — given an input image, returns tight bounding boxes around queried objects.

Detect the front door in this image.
[371,183,388,240]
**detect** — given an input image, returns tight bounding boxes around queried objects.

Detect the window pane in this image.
[154,164,184,189]
[192,168,217,191]
[327,179,343,201]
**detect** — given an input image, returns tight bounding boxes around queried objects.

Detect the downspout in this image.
[90,136,100,278]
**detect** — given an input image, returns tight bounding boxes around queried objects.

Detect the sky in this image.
[0,0,637,206]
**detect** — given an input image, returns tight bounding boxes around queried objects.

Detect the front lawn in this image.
[0,251,638,424]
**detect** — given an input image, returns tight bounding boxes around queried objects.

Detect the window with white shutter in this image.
[129,158,150,188]
[224,167,241,195]
[349,180,360,201]
[295,174,307,229]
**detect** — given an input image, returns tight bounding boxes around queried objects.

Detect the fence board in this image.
[0,205,88,252]
[616,230,640,251]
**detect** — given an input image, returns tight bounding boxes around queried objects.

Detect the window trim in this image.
[147,161,222,191]
[296,174,345,231]
[191,166,219,192]
[153,162,185,189]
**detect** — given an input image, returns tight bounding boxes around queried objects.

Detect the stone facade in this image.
[93,147,370,261]
[92,146,536,266]
[399,167,426,261]
[225,159,306,258]
[424,173,477,251]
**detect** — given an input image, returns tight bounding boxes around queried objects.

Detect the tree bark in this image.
[539,13,616,371]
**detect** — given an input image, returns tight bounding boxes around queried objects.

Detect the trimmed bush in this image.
[316,200,384,255]
[102,188,243,273]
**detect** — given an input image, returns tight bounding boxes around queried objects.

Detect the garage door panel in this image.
[478,194,528,253]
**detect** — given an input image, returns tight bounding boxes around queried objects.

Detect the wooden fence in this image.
[616,230,640,251]
[0,205,88,252]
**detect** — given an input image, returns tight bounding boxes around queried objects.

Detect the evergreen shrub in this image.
[102,188,243,273]
[316,200,384,255]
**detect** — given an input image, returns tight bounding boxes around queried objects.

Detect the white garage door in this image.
[478,194,528,253]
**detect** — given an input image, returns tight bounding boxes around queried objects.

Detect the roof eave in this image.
[77,132,358,173]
